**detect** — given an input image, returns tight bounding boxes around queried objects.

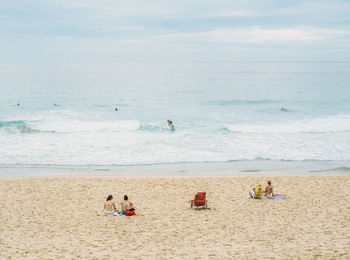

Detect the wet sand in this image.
[0,175,349,259]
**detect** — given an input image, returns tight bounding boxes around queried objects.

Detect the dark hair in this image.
[268,180,271,185]
[106,195,113,201]
[124,195,128,201]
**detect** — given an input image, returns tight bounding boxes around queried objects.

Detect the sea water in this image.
[1,62,350,175]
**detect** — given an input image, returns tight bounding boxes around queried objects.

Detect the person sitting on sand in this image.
[120,195,134,215]
[264,180,274,196]
[102,195,117,215]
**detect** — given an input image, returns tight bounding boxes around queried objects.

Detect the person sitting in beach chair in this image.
[250,185,264,199]
[190,192,209,209]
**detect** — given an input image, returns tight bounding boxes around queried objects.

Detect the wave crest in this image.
[206,99,278,106]
[36,120,141,133]
[0,120,39,134]
[225,115,350,133]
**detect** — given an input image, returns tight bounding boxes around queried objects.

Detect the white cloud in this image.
[160,26,350,44]
[216,9,267,18]
[118,39,140,43]
[276,2,350,16]
[44,0,174,18]
[215,2,350,19]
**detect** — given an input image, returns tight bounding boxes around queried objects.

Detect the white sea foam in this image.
[225,115,350,133]
[1,116,350,165]
[33,120,140,133]
[2,110,141,133]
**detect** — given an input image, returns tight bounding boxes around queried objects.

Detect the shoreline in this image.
[1,159,350,177]
[0,172,349,180]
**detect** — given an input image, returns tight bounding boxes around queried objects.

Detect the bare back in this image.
[121,200,133,211]
[265,185,274,196]
[104,200,116,211]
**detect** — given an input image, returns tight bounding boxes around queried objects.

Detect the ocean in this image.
[1,62,350,175]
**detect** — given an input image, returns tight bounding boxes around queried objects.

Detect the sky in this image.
[1,0,350,62]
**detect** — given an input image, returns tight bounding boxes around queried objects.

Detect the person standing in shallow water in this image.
[167,119,175,130]
[264,180,274,196]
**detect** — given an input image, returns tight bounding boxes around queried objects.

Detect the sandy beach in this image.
[0,174,349,259]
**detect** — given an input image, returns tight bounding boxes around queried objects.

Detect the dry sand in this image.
[0,175,349,259]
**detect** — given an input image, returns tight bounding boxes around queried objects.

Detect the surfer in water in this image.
[167,119,175,130]
[280,107,288,112]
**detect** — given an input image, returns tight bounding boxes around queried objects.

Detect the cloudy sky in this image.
[1,0,350,62]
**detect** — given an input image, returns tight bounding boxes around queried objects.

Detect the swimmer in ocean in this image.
[167,119,175,129]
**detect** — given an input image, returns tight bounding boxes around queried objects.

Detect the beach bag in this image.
[255,185,263,197]
[126,209,135,216]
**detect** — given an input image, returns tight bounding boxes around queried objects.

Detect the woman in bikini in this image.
[102,194,117,215]
[264,180,274,196]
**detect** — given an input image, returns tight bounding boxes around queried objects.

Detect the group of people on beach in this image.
[249,180,274,198]
[100,180,276,215]
[100,194,135,216]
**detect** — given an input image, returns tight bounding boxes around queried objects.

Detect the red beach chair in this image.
[191,192,208,209]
